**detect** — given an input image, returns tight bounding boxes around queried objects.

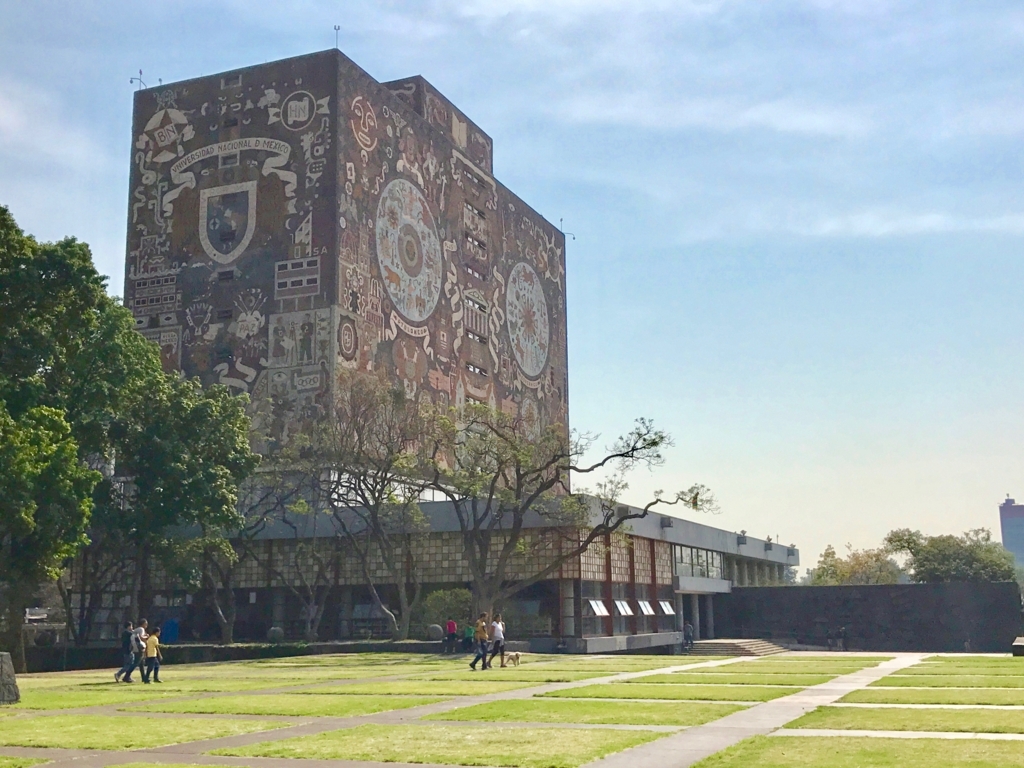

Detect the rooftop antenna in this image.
[559,218,576,241]
[334,25,341,49]
[129,70,147,91]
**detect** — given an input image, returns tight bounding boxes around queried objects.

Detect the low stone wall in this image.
[714,582,1023,653]
[24,638,534,673]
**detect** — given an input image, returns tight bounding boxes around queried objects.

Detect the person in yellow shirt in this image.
[469,613,491,671]
[142,626,162,683]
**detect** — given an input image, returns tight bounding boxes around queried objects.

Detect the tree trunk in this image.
[209,585,235,645]
[366,581,399,640]
[304,589,328,642]
[207,559,237,645]
[471,582,497,620]
[55,575,77,645]
[3,583,31,673]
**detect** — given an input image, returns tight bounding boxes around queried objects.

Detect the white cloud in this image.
[0,81,107,172]
[789,210,1024,237]
[553,91,873,137]
[452,0,726,21]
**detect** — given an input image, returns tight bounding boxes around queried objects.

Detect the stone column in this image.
[705,595,715,639]
[690,593,701,641]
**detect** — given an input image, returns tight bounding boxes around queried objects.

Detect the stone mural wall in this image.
[125,49,569,453]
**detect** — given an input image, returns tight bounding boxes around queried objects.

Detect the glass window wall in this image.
[673,546,724,579]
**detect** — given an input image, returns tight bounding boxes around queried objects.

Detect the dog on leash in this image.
[506,651,522,667]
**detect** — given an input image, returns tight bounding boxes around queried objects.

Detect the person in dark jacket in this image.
[114,622,134,682]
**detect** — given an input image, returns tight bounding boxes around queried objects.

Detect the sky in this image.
[2,0,1024,570]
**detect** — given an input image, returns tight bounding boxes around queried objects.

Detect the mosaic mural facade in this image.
[125,50,569,451]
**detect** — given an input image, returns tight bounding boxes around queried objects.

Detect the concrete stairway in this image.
[688,638,788,656]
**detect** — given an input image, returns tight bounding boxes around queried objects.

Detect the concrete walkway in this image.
[580,653,926,768]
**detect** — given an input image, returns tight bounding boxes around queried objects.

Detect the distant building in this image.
[999,497,1024,566]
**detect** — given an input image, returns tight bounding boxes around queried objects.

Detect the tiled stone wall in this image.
[654,540,673,585]
[610,534,631,583]
[634,536,653,583]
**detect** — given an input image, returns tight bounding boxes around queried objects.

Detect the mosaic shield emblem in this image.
[199,181,257,264]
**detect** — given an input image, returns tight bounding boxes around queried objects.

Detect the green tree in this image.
[310,371,431,641]
[0,207,107,424]
[808,544,903,586]
[113,376,259,620]
[423,405,716,616]
[0,205,259,650]
[884,528,1016,583]
[0,405,99,670]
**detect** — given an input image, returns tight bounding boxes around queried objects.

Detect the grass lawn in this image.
[15,687,174,709]
[136,693,445,716]
[897,665,1024,676]
[788,705,1024,734]
[705,662,875,675]
[212,722,665,768]
[541,683,797,701]
[0,760,43,768]
[776,655,894,662]
[638,673,833,686]
[842,687,1024,706]
[416,670,608,683]
[0,714,285,749]
[308,680,535,696]
[871,675,1024,688]
[691,735,1024,768]
[17,673,120,689]
[426,698,745,726]
[540,658,719,672]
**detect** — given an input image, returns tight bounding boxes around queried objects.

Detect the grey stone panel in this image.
[0,651,20,705]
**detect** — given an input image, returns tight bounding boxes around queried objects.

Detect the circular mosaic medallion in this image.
[375,179,443,323]
[506,262,550,379]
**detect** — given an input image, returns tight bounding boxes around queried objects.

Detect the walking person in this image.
[444,617,458,654]
[142,626,162,683]
[838,625,848,652]
[121,619,148,683]
[683,620,694,652]
[487,613,506,668]
[469,613,490,670]
[114,622,134,682]
[462,622,475,652]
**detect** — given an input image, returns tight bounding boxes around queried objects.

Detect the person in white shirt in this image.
[487,613,507,668]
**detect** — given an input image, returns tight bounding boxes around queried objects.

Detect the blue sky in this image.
[3,0,1024,568]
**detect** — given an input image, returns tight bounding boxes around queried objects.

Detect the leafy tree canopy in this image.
[884,527,1016,583]
[807,544,903,586]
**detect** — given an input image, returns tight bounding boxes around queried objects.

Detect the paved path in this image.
[581,653,926,768]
